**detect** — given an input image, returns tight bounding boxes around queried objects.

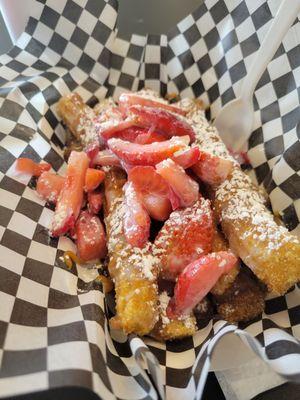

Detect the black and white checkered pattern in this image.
[0,0,299,399]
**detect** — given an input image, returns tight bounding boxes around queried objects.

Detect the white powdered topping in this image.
[158,291,171,326]
[216,168,299,251]
[77,107,99,146]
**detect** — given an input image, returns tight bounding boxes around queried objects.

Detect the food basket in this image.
[0,1,299,399]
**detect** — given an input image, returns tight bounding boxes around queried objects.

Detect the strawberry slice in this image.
[16,158,51,177]
[107,136,188,166]
[119,92,186,116]
[98,119,137,141]
[156,159,199,207]
[75,210,107,262]
[167,251,238,318]
[51,151,89,237]
[142,193,171,221]
[92,149,121,167]
[129,105,195,141]
[123,181,150,248]
[128,166,172,220]
[85,142,99,162]
[168,187,181,210]
[87,191,103,214]
[192,152,233,186]
[134,130,167,144]
[36,172,65,204]
[171,146,200,169]
[154,198,214,280]
[117,127,144,142]
[84,168,105,191]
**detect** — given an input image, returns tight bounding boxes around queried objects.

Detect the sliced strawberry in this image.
[128,166,172,221]
[123,181,150,248]
[154,198,214,280]
[108,136,187,166]
[51,151,89,237]
[88,191,103,214]
[36,172,65,203]
[98,119,137,141]
[167,251,238,318]
[75,210,107,262]
[92,149,121,167]
[134,130,167,144]
[85,142,99,162]
[156,159,199,207]
[129,105,195,141]
[192,152,233,186]
[16,158,51,177]
[171,146,200,169]
[118,92,187,116]
[168,187,181,210]
[142,194,171,221]
[116,126,146,142]
[84,168,105,192]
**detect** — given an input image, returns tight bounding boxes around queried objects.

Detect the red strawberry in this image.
[168,187,181,210]
[171,146,200,169]
[119,92,186,116]
[167,251,238,318]
[193,151,233,185]
[37,172,65,204]
[129,105,195,141]
[114,126,145,142]
[51,151,89,237]
[156,158,199,207]
[92,149,121,167]
[16,158,51,177]
[98,119,137,141]
[154,198,214,280]
[123,181,150,248]
[87,191,103,214]
[75,210,107,262]
[128,166,172,220]
[141,193,171,221]
[84,168,105,192]
[134,130,167,144]
[108,136,187,166]
[85,142,99,162]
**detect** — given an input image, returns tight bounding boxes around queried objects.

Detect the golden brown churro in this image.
[104,167,159,336]
[57,93,98,146]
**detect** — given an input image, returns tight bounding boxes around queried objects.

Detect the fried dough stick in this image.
[57,92,99,146]
[178,99,300,295]
[104,167,159,336]
[211,230,265,323]
[151,292,197,341]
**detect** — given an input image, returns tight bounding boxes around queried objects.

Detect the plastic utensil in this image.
[214,0,300,152]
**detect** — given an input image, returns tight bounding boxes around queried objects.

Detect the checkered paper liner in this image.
[0,0,299,399]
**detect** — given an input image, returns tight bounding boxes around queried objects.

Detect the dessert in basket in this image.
[16,89,300,341]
